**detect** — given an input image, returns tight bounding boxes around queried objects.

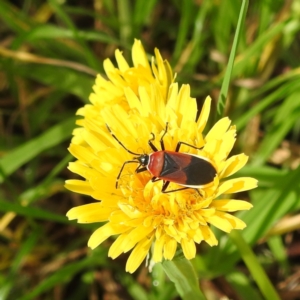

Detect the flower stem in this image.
[162,255,207,300]
[229,230,281,300]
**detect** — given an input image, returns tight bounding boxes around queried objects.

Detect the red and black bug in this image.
[106,123,217,193]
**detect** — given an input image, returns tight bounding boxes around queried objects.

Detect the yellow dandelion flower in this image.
[66,40,257,274]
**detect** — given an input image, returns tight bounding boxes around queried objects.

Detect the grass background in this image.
[1,0,300,299]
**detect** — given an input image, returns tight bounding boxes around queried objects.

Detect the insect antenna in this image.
[106,124,141,156]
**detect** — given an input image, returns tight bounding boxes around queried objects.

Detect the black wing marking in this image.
[183,156,216,185]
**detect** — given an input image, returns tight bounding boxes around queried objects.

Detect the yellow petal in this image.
[200,226,218,246]
[109,210,131,224]
[193,228,204,243]
[88,223,130,249]
[207,212,247,231]
[200,208,216,218]
[213,129,236,163]
[177,85,197,124]
[152,234,166,262]
[166,83,179,111]
[122,224,154,253]
[205,117,231,142]
[115,49,130,72]
[211,199,253,212]
[153,47,173,91]
[126,236,154,273]
[217,177,258,197]
[68,143,97,164]
[108,233,130,259]
[65,180,94,196]
[103,59,126,87]
[132,39,151,70]
[220,153,249,178]
[205,214,233,233]
[66,203,112,223]
[118,203,144,219]
[67,162,97,181]
[125,86,143,112]
[197,96,211,133]
[138,86,152,117]
[82,130,107,153]
[181,238,196,259]
[163,237,177,260]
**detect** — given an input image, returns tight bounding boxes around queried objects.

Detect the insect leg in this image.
[106,124,140,156]
[148,133,159,152]
[161,181,171,192]
[148,123,169,152]
[116,160,139,188]
[162,184,203,196]
[136,165,147,173]
[160,122,169,151]
[151,177,161,182]
[175,141,203,152]
[162,184,190,193]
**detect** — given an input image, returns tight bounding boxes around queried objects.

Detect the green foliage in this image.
[1,0,300,299]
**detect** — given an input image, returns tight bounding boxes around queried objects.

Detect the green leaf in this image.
[162,254,207,300]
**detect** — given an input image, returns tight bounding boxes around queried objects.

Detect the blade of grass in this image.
[230,231,281,300]
[48,0,100,70]
[18,248,107,300]
[213,0,240,53]
[15,24,120,44]
[132,0,157,38]
[235,79,300,129]
[0,199,68,223]
[19,155,72,205]
[226,271,263,300]
[234,165,289,188]
[0,228,41,300]
[252,109,300,166]
[183,0,211,72]
[0,0,31,34]
[117,0,132,49]
[268,236,290,276]
[205,165,300,276]
[217,0,248,116]
[118,273,150,300]
[0,117,76,183]
[232,19,288,77]
[172,0,194,63]
[16,64,94,100]
[0,46,97,77]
